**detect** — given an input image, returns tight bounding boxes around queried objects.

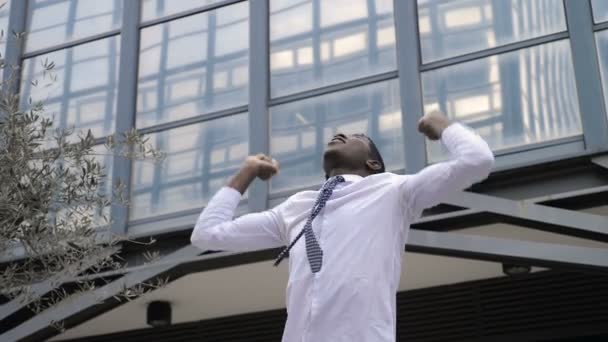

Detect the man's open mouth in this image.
[329,136,346,144]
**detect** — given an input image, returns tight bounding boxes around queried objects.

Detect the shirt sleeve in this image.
[398,123,494,221]
[190,187,289,252]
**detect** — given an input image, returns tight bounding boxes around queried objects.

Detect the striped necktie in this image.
[274,175,345,273]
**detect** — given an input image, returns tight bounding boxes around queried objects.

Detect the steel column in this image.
[110,0,141,235]
[564,0,608,152]
[393,0,427,172]
[248,0,270,211]
[1,0,27,95]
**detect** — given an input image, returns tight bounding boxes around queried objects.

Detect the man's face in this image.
[326,133,371,157]
[322,133,373,175]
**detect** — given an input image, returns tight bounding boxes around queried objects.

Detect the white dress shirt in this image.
[191,123,494,342]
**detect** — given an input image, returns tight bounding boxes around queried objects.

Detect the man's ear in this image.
[366,159,382,173]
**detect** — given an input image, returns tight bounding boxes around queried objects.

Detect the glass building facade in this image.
[4,0,608,235]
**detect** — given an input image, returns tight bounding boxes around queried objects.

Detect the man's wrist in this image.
[227,164,258,194]
[240,163,259,178]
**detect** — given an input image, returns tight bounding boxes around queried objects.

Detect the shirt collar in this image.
[337,174,364,184]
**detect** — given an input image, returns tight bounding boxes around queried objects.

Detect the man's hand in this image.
[418,110,451,141]
[227,154,280,194]
[243,154,280,181]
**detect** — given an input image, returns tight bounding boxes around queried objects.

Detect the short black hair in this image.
[354,133,385,173]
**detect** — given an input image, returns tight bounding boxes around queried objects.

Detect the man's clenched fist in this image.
[418,110,451,141]
[243,154,280,181]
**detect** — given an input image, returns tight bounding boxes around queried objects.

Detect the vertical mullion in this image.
[249,0,270,211]
[2,0,27,96]
[393,0,427,172]
[110,0,141,235]
[564,0,608,151]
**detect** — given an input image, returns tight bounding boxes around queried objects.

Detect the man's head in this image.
[322,133,385,179]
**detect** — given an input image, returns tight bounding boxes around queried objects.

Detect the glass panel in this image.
[270,0,397,97]
[418,0,566,63]
[270,79,403,193]
[130,113,249,220]
[25,0,122,52]
[137,2,249,128]
[598,30,608,116]
[592,0,608,23]
[422,40,581,162]
[20,37,120,139]
[141,0,224,22]
[0,0,10,52]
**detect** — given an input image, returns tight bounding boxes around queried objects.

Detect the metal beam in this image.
[412,183,608,231]
[592,154,608,169]
[6,225,608,341]
[110,0,141,235]
[0,247,119,321]
[406,230,608,272]
[440,191,608,241]
[171,232,608,275]
[248,0,270,212]
[0,246,201,342]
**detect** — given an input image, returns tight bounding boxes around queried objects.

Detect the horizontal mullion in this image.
[271,12,393,47]
[420,31,569,72]
[595,21,608,31]
[38,135,109,155]
[40,84,116,103]
[427,137,584,170]
[132,169,239,195]
[137,52,248,84]
[92,136,108,146]
[128,207,203,228]
[491,135,583,157]
[269,70,398,106]
[22,29,121,59]
[127,199,250,231]
[136,105,248,135]
[139,0,247,29]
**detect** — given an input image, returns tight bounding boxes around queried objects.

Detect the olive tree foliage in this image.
[0,20,166,328]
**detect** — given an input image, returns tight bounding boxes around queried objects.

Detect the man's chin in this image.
[323,145,342,157]
[323,147,344,170]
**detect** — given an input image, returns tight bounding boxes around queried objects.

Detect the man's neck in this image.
[327,168,369,178]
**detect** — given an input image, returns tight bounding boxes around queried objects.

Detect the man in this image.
[191,110,494,341]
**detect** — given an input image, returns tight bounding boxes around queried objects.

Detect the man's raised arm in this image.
[399,110,495,220]
[190,154,287,252]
